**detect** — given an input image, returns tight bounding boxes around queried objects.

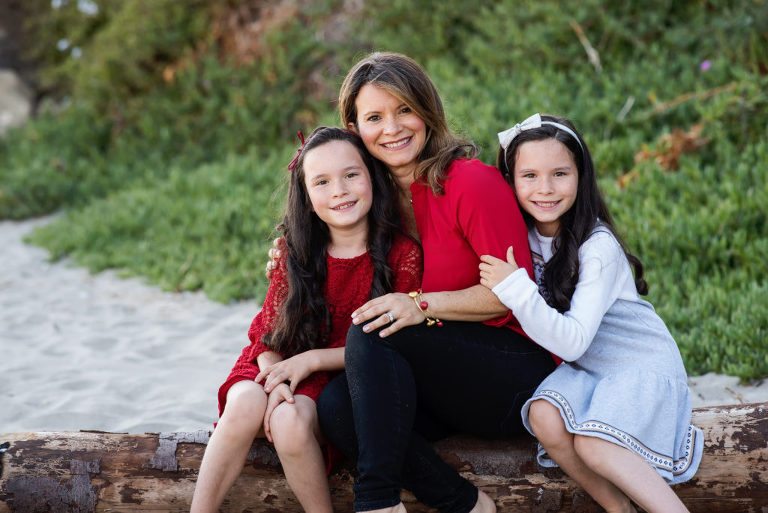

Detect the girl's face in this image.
[513,138,578,237]
[303,140,373,237]
[351,84,427,184]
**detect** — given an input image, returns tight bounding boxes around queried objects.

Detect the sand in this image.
[1,216,765,435]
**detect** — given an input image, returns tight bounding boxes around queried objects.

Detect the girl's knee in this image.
[573,435,611,468]
[223,381,268,425]
[270,401,317,454]
[528,400,569,446]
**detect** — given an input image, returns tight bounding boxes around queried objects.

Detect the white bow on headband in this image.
[497,113,542,150]
[497,113,584,153]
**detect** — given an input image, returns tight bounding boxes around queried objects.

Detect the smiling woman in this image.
[315,52,558,513]
[351,83,427,186]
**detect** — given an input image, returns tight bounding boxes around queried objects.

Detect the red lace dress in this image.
[218,234,422,415]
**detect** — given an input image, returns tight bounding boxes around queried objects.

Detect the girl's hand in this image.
[264,237,283,279]
[479,246,520,290]
[263,383,294,443]
[351,292,424,338]
[256,352,314,394]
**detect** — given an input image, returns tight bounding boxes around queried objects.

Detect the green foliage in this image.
[22,0,219,104]
[27,149,290,302]
[604,141,768,381]
[3,0,767,378]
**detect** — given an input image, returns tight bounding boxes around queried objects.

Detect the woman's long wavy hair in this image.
[497,115,648,313]
[263,126,403,355]
[339,52,477,195]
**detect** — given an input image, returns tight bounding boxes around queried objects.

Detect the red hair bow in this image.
[287,131,305,172]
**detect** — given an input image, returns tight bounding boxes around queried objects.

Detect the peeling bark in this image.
[1,403,766,512]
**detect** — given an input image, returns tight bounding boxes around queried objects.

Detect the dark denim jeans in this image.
[317,321,556,513]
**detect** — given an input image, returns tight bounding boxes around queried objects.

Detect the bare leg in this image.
[191,380,267,513]
[468,490,496,513]
[574,436,689,513]
[528,400,635,513]
[269,395,334,513]
[359,504,407,513]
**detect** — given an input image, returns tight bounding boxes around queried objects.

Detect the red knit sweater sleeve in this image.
[245,253,289,362]
[389,234,423,293]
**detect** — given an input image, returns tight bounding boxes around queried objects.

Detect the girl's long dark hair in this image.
[497,115,648,313]
[263,126,403,355]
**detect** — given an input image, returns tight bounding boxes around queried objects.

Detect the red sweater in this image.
[410,158,534,336]
[218,234,422,415]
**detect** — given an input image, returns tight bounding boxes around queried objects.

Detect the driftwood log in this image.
[1,402,766,512]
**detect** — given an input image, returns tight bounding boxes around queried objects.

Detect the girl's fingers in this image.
[479,254,503,265]
[254,368,269,383]
[280,385,295,404]
[264,370,283,392]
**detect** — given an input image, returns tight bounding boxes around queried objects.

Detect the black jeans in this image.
[317,321,556,513]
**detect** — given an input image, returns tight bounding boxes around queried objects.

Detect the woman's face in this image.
[513,138,578,237]
[351,84,427,184]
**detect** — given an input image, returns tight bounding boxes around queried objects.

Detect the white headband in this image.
[497,113,584,156]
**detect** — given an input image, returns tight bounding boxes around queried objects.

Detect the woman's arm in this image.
[352,285,507,337]
[420,285,508,321]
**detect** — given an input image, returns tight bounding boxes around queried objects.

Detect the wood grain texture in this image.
[1,402,766,512]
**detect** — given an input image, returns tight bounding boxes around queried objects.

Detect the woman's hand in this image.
[264,237,283,279]
[263,383,294,443]
[351,292,424,337]
[256,352,315,394]
[479,246,520,290]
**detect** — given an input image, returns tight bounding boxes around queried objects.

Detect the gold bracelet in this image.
[408,290,443,327]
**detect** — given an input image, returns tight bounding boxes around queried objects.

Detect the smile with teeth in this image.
[382,137,411,149]
[533,200,561,208]
[332,201,357,211]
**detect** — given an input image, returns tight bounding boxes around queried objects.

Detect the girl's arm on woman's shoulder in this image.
[492,231,628,361]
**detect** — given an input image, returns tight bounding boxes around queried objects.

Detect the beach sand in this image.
[1,216,765,435]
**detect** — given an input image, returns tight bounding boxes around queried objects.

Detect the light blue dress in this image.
[493,226,703,484]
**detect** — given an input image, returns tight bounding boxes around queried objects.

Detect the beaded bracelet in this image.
[408,290,443,327]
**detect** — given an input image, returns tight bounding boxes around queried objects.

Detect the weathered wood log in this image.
[1,402,766,512]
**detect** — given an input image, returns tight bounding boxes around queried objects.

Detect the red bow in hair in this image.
[287,131,305,172]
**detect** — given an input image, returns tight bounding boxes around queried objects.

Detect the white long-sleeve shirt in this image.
[492,228,639,362]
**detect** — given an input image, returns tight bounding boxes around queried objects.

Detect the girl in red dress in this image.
[190,127,422,513]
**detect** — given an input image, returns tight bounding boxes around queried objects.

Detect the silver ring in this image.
[386,311,395,323]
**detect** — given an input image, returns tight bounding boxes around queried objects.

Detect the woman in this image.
[315,53,558,513]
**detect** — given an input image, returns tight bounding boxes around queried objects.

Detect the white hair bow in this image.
[497,113,584,154]
[497,113,542,150]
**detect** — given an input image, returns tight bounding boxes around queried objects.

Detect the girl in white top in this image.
[479,114,702,513]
